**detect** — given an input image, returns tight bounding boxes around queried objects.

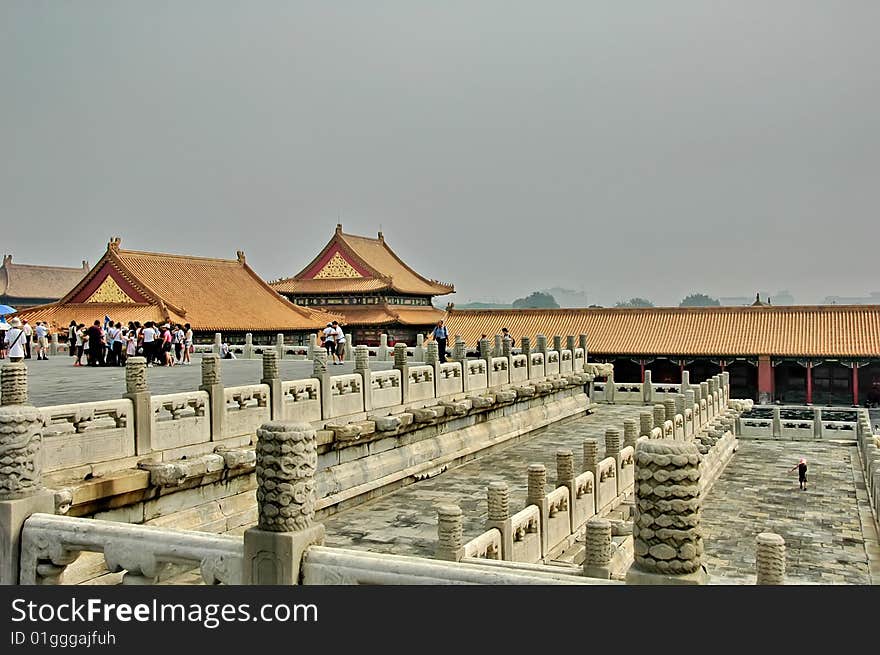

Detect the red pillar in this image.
[853,364,859,406]
[640,361,645,383]
[806,362,813,405]
[679,362,684,382]
[720,360,726,372]
[757,355,774,403]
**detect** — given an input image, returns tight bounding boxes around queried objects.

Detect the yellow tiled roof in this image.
[17,240,341,332]
[0,256,89,302]
[272,226,455,297]
[329,304,446,326]
[443,306,880,358]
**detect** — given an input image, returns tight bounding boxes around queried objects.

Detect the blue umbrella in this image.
[0,304,17,315]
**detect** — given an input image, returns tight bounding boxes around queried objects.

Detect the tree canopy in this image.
[679,293,721,307]
[512,291,560,309]
[615,297,654,308]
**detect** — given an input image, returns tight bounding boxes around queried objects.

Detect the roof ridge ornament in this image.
[108,237,122,252]
[236,250,246,264]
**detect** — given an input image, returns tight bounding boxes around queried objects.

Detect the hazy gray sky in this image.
[2,2,878,306]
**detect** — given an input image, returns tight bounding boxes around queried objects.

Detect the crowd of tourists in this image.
[66,318,195,368]
[0,316,52,361]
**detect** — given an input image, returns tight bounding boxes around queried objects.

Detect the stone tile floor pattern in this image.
[7,355,393,407]
[320,404,642,558]
[701,439,872,585]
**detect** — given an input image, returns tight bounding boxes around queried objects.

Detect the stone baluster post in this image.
[243,421,324,584]
[520,336,532,379]
[536,334,548,358]
[49,332,59,356]
[479,338,492,366]
[354,345,372,412]
[605,427,622,496]
[414,333,425,363]
[685,390,696,438]
[243,333,254,359]
[664,398,677,423]
[566,335,576,357]
[772,406,782,438]
[275,333,285,361]
[344,333,353,362]
[493,334,503,358]
[126,356,154,453]
[453,336,468,392]
[486,482,513,560]
[0,363,55,585]
[692,385,702,427]
[755,532,786,585]
[394,343,410,404]
[552,336,562,358]
[435,505,465,562]
[213,332,222,356]
[556,449,576,534]
[623,419,638,449]
[642,369,654,405]
[626,439,707,584]
[307,333,317,360]
[639,411,653,439]
[583,518,613,579]
[314,351,332,420]
[262,351,282,421]
[377,334,389,362]
[578,334,588,362]
[605,367,616,404]
[813,407,823,439]
[526,463,550,558]
[583,438,600,491]
[722,371,730,406]
[700,382,711,420]
[681,369,690,390]
[653,404,666,432]
[425,341,440,398]
[501,335,512,359]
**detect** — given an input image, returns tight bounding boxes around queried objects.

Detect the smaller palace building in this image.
[0,254,90,310]
[18,238,337,343]
[271,225,454,345]
[444,305,880,406]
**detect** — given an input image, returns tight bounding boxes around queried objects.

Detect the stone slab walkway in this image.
[320,404,642,558]
[701,440,872,585]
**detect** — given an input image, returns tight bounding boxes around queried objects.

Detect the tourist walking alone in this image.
[432,319,448,363]
[789,457,808,490]
[5,317,27,363]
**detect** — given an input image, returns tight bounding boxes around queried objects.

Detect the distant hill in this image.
[456,301,514,309]
[541,287,589,308]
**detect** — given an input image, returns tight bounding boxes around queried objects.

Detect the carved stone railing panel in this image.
[328,374,365,417]
[613,383,643,404]
[573,348,585,373]
[39,399,135,473]
[371,370,403,409]
[466,360,488,391]
[151,391,210,451]
[462,528,503,560]
[618,446,635,494]
[408,365,435,402]
[571,471,596,530]
[545,351,560,376]
[545,486,572,553]
[281,378,322,422]
[596,457,617,514]
[223,384,271,440]
[510,505,542,563]
[510,355,529,383]
[20,513,242,585]
[489,357,510,388]
[559,350,573,374]
[529,353,545,380]
[437,363,464,396]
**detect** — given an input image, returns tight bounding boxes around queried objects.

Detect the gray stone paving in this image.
[701,440,872,585]
[7,355,393,407]
[320,404,642,558]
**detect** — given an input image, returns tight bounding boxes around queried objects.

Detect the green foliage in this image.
[512,291,560,309]
[679,293,721,307]
[615,297,654,308]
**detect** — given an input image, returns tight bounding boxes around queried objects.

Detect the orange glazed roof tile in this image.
[271,226,454,297]
[0,255,90,303]
[329,304,446,326]
[443,306,880,358]
[16,239,340,332]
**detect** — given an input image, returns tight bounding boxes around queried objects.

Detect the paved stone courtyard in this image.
[11,355,392,407]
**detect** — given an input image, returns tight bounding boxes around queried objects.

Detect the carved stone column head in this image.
[479,338,491,361]
[0,362,43,499]
[566,335,576,353]
[425,341,439,366]
[639,411,653,438]
[556,449,575,483]
[685,390,695,409]
[605,427,621,457]
[437,505,463,552]
[552,336,562,354]
[262,350,278,380]
[584,518,612,568]
[1,361,29,406]
[653,404,667,429]
[354,345,370,372]
[126,356,150,393]
[393,343,408,368]
[520,336,531,356]
[664,399,677,422]
[578,334,587,353]
[487,482,510,521]
[245,332,253,346]
[623,419,638,449]
[674,394,686,417]
[755,532,786,585]
[526,463,547,504]
[535,334,547,354]
[583,439,599,472]
[255,421,317,532]
[632,439,703,575]
[501,337,512,358]
[453,336,467,361]
[313,350,328,376]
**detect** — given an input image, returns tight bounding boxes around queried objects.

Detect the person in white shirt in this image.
[332,321,346,365]
[6,318,27,362]
[22,320,33,359]
[183,323,193,365]
[35,322,49,360]
[322,323,337,363]
[141,322,157,367]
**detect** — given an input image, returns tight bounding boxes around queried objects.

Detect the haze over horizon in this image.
[3,2,878,307]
